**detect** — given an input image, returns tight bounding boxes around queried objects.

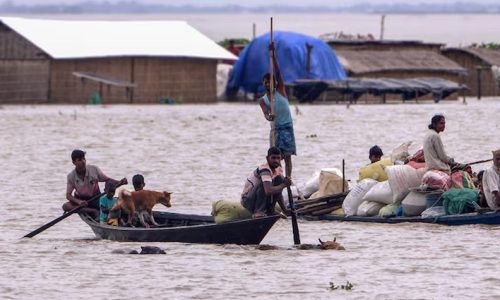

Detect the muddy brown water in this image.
[1,99,500,299]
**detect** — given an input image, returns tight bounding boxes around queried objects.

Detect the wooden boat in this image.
[79,211,280,244]
[301,211,500,225]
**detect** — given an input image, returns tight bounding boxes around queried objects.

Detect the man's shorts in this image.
[271,124,296,155]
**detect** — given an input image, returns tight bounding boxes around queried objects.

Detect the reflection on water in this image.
[1,99,500,299]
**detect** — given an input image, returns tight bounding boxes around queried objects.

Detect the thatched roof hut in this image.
[336,49,466,81]
[319,40,467,101]
[0,17,236,104]
[442,47,500,97]
[327,40,443,53]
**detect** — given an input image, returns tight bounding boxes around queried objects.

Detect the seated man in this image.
[99,181,119,226]
[241,147,291,218]
[117,173,146,226]
[482,149,500,211]
[63,149,126,220]
[369,145,383,164]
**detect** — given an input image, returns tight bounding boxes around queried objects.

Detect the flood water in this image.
[1,98,500,299]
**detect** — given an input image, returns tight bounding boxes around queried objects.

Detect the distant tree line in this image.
[469,42,500,50]
[0,1,499,14]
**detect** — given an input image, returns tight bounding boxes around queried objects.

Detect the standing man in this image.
[482,149,500,211]
[423,114,456,174]
[224,39,240,65]
[258,42,296,178]
[241,147,292,218]
[63,149,127,220]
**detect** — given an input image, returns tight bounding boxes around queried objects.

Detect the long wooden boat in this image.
[301,211,500,225]
[79,211,280,244]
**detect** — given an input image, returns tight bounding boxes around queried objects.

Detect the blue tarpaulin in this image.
[226,31,346,96]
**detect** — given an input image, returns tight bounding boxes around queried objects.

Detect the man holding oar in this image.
[241,147,292,218]
[63,149,127,220]
[258,42,296,178]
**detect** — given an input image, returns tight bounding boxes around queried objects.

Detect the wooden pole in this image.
[342,159,345,193]
[380,15,386,40]
[269,17,275,147]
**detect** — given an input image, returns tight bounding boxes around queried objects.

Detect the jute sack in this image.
[310,168,348,199]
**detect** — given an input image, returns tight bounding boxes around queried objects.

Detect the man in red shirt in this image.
[241,147,291,218]
[224,39,240,65]
[63,149,126,219]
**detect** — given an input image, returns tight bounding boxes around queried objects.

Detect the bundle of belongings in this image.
[341,142,481,218]
[211,168,349,223]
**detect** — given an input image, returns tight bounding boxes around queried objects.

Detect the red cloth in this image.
[224,45,241,65]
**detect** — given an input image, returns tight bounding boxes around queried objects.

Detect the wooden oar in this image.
[23,181,125,238]
[465,158,493,165]
[287,185,301,245]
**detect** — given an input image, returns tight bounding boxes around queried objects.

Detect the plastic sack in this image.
[297,171,320,198]
[407,161,426,169]
[378,203,400,218]
[342,179,378,216]
[421,170,450,191]
[310,168,348,199]
[281,185,300,203]
[361,181,394,205]
[385,165,421,203]
[390,141,412,163]
[358,158,393,182]
[402,191,427,216]
[329,207,345,216]
[421,206,445,218]
[211,199,252,224]
[357,201,385,217]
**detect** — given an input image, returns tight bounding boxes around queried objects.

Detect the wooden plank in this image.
[72,71,137,88]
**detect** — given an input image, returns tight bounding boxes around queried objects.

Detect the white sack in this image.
[342,179,378,216]
[361,181,394,205]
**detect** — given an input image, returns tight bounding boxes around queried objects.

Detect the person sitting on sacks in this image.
[423,114,464,175]
[369,145,383,164]
[241,147,292,218]
[482,149,500,211]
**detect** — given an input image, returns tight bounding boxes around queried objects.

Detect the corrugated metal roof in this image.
[0,17,237,60]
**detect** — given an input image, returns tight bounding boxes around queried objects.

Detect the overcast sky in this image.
[8,0,500,6]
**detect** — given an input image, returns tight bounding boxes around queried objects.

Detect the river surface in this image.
[1,99,500,299]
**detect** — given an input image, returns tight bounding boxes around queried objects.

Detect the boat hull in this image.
[80,211,279,244]
[301,211,500,225]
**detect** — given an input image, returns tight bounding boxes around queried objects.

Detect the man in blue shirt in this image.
[258,42,296,178]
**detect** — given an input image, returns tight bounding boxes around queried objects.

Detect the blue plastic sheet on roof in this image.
[226,31,346,96]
